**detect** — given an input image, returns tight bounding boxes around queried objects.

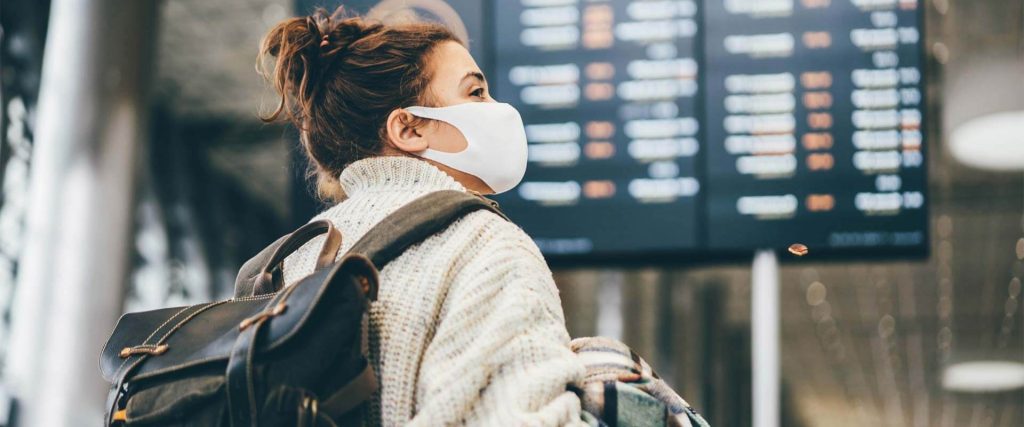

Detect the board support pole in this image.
[751,249,780,427]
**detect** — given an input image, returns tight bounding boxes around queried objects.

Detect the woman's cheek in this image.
[428,122,470,153]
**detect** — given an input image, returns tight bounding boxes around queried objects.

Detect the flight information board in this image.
[702,0,927,252]
[492,0,703,255]
[490,0,927,260]
[292,0,928,261]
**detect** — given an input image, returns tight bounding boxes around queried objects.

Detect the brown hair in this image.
[258,7,460,200]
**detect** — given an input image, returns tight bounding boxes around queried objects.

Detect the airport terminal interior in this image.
[0,0,1022,425]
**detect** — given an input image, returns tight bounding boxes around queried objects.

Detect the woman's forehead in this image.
[429,41,483,85]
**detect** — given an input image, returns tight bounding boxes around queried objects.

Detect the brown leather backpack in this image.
[99,190,506,426]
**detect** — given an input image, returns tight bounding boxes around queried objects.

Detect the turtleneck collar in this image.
[338,155,468,197]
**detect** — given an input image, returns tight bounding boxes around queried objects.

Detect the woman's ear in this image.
[385,108,430,153]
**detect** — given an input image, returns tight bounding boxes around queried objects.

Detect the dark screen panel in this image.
[702,0,927,252]
[491,0,703,255]
[290,0,929,262]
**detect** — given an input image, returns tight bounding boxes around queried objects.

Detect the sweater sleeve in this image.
[407,213,588,426]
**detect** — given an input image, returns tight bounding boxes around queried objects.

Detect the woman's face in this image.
[418,41,495,153]
[385,40,497,193]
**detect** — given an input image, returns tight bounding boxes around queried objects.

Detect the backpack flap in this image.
[100,253,377,387]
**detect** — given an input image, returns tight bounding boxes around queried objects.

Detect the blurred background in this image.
[0,0,1022,426]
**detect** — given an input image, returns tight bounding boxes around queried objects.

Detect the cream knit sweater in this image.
[281,156,587,426]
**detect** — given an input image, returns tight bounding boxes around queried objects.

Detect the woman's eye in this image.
[471,88,485,98]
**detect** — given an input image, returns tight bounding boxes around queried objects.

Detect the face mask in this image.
[404,102,528,194]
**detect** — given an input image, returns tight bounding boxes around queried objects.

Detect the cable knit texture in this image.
[281,156,587,426]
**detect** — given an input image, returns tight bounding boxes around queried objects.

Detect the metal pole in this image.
[596,270,624,341]
[4,0,156,424]
[751,249,780,427]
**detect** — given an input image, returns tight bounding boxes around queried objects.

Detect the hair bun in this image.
[308,8,381,59]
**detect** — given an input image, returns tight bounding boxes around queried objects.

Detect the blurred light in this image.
[949,111,1024,171]
[930,42,949,64]
[805,281,826,305]
[367,0,470,46]
[945,53,1024,171]
[261,4,288,27]
[942,361,1024,393]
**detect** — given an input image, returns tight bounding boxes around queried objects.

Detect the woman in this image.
[259,7,588,426]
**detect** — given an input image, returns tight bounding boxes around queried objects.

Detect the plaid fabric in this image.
[570,337,711,427]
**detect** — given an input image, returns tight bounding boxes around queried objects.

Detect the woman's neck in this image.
[377,149,494,195]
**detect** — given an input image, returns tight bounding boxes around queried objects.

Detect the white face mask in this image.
[404,102,528,194]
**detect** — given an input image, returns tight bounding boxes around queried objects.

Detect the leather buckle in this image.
[118,344,169,358]
[238,302,288,331]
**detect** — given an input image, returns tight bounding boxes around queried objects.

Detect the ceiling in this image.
[151,0,294,217]
[154,0,289,119]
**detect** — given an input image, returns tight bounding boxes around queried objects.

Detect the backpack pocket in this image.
[123,375,226,425]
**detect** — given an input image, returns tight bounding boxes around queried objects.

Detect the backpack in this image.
[99,190,506,426]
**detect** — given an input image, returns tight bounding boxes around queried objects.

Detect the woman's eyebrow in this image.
[461,71,487,87]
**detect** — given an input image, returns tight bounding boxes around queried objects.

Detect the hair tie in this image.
[319,34,329,48]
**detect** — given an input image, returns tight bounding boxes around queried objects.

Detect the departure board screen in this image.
[702,0,927,252]
[488,0,927,260]
[294,0,928,261]
[492,0,703,255]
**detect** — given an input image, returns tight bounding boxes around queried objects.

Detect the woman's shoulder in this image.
[455,207,533,242]
[445,208,548,264]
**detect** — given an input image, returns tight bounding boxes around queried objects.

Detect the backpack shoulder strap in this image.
[348,190,508,267]
[233,190,506,298]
